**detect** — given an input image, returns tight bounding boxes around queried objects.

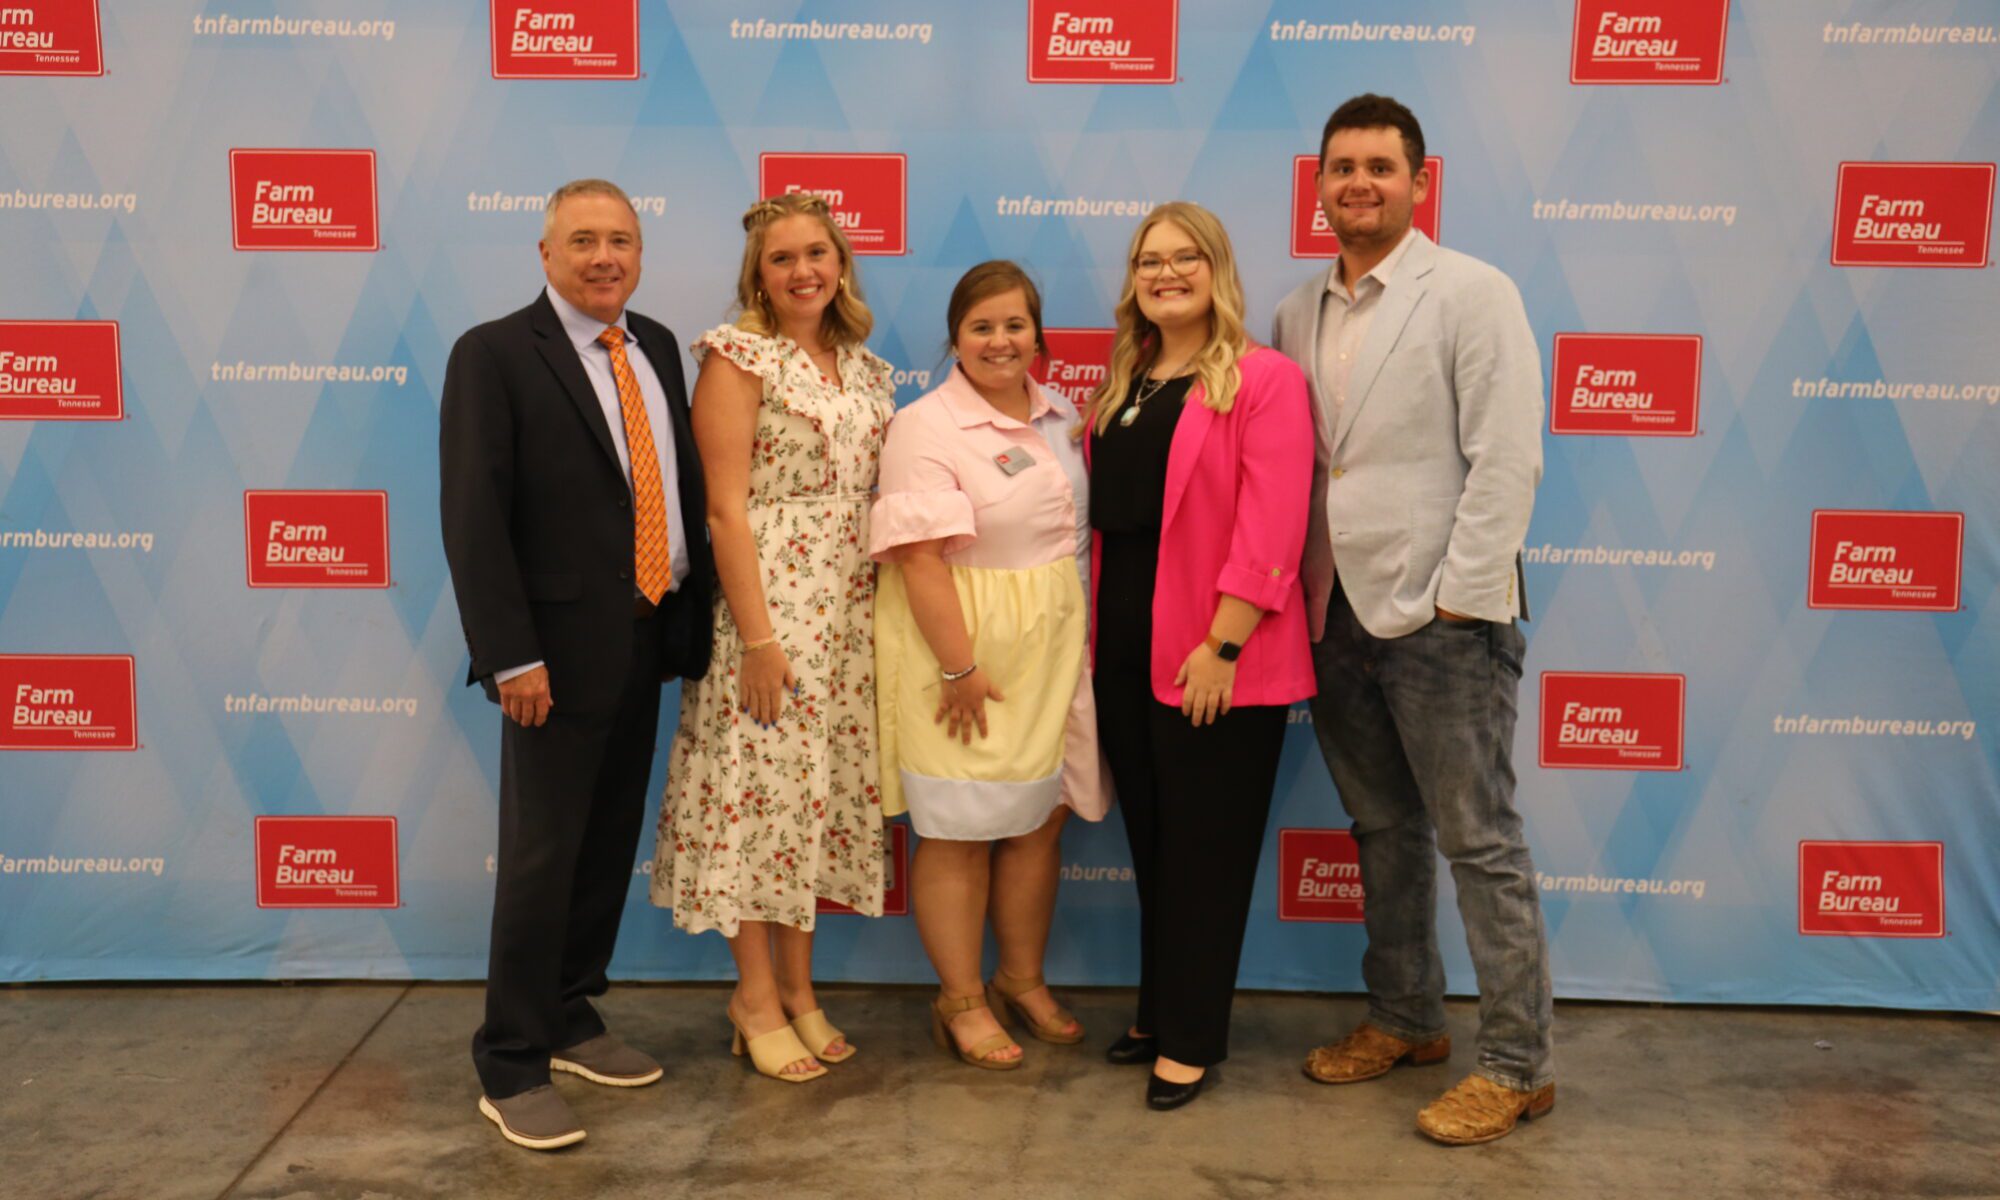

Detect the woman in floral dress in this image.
[652,193,895,1082]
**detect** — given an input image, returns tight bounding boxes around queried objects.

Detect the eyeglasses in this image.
[1133,250,1207,279]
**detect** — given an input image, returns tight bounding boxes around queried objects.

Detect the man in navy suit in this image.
[440,178,714,1150]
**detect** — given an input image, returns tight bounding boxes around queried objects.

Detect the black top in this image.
[1089,374,1196,535]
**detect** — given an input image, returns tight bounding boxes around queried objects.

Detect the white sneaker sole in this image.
[478,1095,587,1150]
[550,1056,663,1087]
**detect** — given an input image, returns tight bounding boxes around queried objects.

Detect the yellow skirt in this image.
[876,558,1099,840]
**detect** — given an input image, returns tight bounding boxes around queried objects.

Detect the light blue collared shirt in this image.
[496,288,691,685]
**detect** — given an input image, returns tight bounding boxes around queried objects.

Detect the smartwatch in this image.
[1204,635,1243,662]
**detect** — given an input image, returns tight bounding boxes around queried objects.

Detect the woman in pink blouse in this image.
[871,261,1108,1070]
[1086,202,1315,1109]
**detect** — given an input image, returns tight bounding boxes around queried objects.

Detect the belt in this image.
[748,491,874,507]
[633,594,658,619]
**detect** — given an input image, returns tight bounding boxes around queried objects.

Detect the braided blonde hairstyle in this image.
[732,193,873,346]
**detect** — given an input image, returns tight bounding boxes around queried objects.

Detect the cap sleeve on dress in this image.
[691,325,781,386]
[854,347,898,403]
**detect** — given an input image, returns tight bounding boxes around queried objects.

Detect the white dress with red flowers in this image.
[652,325,896,934]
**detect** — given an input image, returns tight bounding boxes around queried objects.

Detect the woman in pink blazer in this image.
[1086,202,1315,1109]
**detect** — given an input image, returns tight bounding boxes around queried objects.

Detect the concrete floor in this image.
[2,985,1996,1200]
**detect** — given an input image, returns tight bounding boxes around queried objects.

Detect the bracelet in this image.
[742,635,780,654]
[940,662,977,683]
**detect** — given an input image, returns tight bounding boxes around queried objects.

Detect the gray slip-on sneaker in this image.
[551,1032,664,1087]
[478,1085,586,1151]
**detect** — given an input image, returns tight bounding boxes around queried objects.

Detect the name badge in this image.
[993,446,1035,476]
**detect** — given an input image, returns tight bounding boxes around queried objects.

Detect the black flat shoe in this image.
[1105,1032,1159,1065]
[1146,1070,1208,1111]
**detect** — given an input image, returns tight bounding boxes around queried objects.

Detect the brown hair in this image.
[1320,93,1426,177]
[944,260,1046,357]
[731,193,873,347]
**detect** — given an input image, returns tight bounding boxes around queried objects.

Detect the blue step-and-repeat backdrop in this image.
[3,1,1996,1010]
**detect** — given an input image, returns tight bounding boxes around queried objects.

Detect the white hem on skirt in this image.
[902,767,1064,842]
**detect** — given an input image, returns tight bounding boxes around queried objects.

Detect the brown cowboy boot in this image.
[1302,1023,1451,1084]
[1416,1074,1556,1145]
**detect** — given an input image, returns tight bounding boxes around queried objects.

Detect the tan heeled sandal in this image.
[728,1011,828,1083]
[930,992,1023,1070]
[789,1008,856,1064]
[986,970,1085,1045]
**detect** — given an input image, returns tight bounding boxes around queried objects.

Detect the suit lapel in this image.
[1333,234,1436,455]
[1159,384,1218,535]
[528,292,621,473]
[1301,263,1337,441]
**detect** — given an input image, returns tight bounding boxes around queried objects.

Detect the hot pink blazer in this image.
[1088,346,1317,707]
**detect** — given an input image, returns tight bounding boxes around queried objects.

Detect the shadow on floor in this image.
[2,983,1996,1199]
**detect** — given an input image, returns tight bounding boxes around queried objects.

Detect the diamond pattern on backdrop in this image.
[0,1,1993,1009]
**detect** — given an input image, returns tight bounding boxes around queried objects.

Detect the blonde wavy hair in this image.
[732,193,873,347]
[1089,201,1250,434]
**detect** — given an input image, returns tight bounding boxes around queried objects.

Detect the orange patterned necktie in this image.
[597,326,672,604]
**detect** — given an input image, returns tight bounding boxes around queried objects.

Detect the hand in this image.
[934,668,1004,744]
[497,666,554,728]
[1435,603,1479,625]
[740,641,798,728]
[1174,643,1236,728]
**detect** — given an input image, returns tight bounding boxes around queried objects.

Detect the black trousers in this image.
[472,607,667,1100]
[1095,665,1287,1068]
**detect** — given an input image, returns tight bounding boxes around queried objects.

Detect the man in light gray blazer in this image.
[1272,94,1553,1146]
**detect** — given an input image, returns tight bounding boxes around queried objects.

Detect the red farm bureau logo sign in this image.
[1030,329,1113,411]
[1292,155,1442,258]
[255,816,400,908]
[490,0,639,80]
[1570,0,1729,85]
[1277,829,1364,922]
[1028,0,1177,84]
[1798,841,1943,938]
[1831,163,1995,269]
[0,2,104,76]
[1538,672,1685,771]
[757,153,906,256]
[1807,511,1963,612]
[820,823,909,916]
[229,149,380,252]
[0,320,122,421]
[0,654,136,751]
[1549,334,1701,436]
[244,491,392,588]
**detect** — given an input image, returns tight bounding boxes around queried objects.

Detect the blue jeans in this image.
[1307,584,1554,1090]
